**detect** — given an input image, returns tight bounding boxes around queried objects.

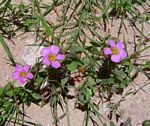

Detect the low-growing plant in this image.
[0,0,150,126]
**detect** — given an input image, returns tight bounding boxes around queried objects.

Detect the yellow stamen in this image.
[20,71,26,77]
[112,47,119,54]
[48,54,56,61]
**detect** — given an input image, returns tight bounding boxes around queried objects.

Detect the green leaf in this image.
[0,83,13,96]
[3,101,12,108]
[90,41,100,47]
[36,14,57,43]
[114,69,127,81]
[86,76,95,87]
[33,0,41,14]
[67,62,78,72]
[34,72,46,88]
[90,103,103,120]
[103,123,107,126]
[6,90,14,97]
[145,61,150,68]
[31,93,41,100]
[110,121,116,126]
[71,46,84,53]
[0,33,15,65]
[85,88,92,101]
[86,46,99,55]
[2,0,11,17]
[120,80,128,88]
[61,77,69,88]
[142,120,150,126]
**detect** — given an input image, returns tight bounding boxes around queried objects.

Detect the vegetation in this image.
[0,0,150,126]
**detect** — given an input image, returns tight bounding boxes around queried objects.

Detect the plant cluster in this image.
[0,0,150,126]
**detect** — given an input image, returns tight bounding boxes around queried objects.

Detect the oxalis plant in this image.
[0,0,150,126]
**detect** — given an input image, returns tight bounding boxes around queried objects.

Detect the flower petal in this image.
[119,49,127,59]
[116,41,125,49]
[56,54,65,60]
[51,61,61,69]
[23,65,30,72]
[41,47,51,56]
[111,54,121,63]
[50,45,60,54]
[108,39,115,47]
[15,64,23,71]
[18,76,26,83]
[26,73,33,79]
[12,71,20,80]
[103,48,112,55]
[42,56,51,66]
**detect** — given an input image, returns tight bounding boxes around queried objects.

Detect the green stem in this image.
[65,97,71,126]
[85,110,90,126]
[82,109,90,126]
[137,21,144,51]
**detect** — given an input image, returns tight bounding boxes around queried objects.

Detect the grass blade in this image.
[0,33,15,66]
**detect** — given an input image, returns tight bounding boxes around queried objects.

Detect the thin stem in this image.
[65,97,71,126]
[137,21,144,51]
[85,110,90,126]
[82,110,90,126]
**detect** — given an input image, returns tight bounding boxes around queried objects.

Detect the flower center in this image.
[48,54,56,61]
[20,71,26,77]
[112,47,119,54]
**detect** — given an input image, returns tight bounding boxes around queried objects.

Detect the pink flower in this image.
[103,39,127,63]
[41,45,65,69]
[12,64,34,83]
